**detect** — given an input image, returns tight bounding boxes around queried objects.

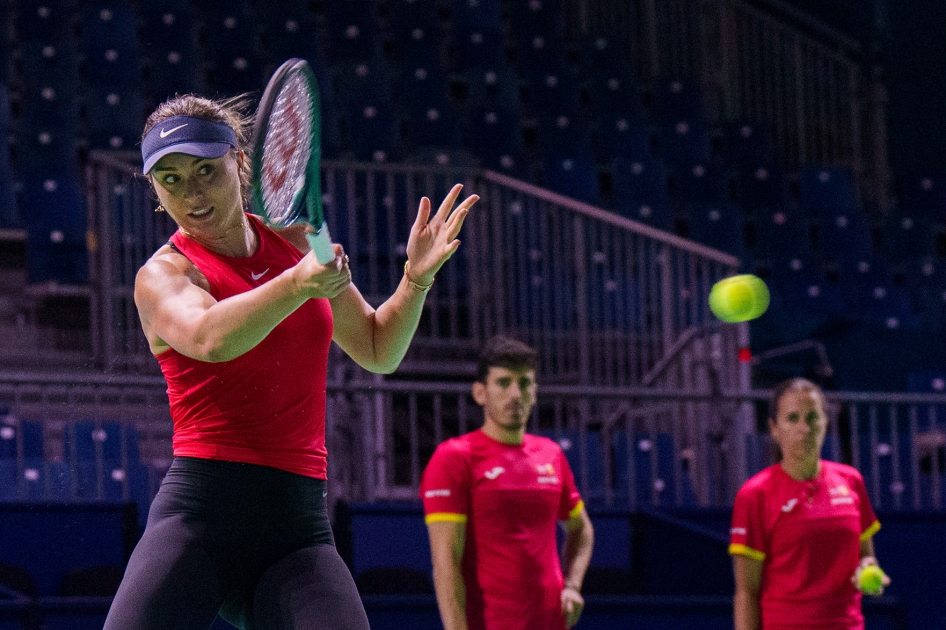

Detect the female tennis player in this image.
[103,94,477,630]
[730,378,891,630]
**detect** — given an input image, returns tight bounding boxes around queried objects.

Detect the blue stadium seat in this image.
[323,0,382,63]
[21,422,44,460]
[589,73,651,161]
[799,165,857,214]
[899,174,946,219]
[540,429,606,505]
[537,113,593,157]
[611,157,672,230]
[23,175,88,284]
[652,79,704,123]
[194,0,264,94]
[656,118,711,165]
[139,2,201,101]
[20,459,72,502]
[675,163,728,205]
[684,202,746,259]
[386,1,444,68]
[507,0,564,39]
[613,432,693,508]
[513,33,570,86]
[79,4,140,87]
[736,165,790,210]
[748,207,812,268]
[521,65,581,119]
[880,213,936,264]
[465,106,524,174]
[837,260,915,329]
[258,1,322,65]
[450,0,502,32]
[0,422,14,460]
[542,153,600,205]
[85,85,143,150]
[0,85,17,229]
[815,209,874,266]
[722,121,777,169]
[0,459,15,500]
[452,28,504,70]
[17,1,74,43]
[332,61,401,161]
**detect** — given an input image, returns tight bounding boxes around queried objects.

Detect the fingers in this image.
[413,196,432,231]
[434,184,464,222]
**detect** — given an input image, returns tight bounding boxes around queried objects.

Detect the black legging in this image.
[103,457,370,630]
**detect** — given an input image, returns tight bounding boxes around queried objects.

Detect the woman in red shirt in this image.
[103,94,477,630]
[730,378,891,630]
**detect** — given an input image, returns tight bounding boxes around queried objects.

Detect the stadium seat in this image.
[85,85,143,151]
[611,157,672,231]
[258,1,322,66]
[507,0,564,40]
[540,429,606,505]
[465,106,524,174]
[722,121,777,169]
[23,175,89,284]
[684,202,746,259]
[898,173,946,219]
[386,2,444,68]
[675,163,728,205]
[323,0,382,63]
[139,2,201,101]
[194,0,264,94]
[79,4,140,87]
[656,117,711,166]
[542,153,600,205]
[652,79,704,123]
[748,206,812,269]
[449,0,502,32]
[736,165,790,210]
[880,212,936,264]
[331,61,402,161]
[814,209,874,266]
[451,28,504,70]
[799,165,857,214]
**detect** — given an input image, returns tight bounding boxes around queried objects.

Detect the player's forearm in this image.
[734,589,760,630]
[432,562,468,630]
[184,271,309,362]
[363,275,429,373]
[561,521,594,590]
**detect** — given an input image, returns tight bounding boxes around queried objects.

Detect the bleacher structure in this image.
[0,0,943,628]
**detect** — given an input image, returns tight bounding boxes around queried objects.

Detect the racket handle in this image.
[307,226,336,264]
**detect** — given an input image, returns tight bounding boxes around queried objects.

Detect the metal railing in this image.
[86,154,744,388]
[2,373,944,512]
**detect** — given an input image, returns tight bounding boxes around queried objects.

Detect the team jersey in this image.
[729,461,880,630]
[420,430,584,630]
[156,214,333,479]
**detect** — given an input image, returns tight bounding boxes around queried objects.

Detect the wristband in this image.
[404,262,434,293]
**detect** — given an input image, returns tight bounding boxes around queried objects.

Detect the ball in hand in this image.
[708,274,770,323]
[858,565,885,595]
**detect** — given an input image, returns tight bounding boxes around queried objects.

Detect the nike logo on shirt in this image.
[159,123,188,138]
[484,466,505,480]
[251,268,270,281]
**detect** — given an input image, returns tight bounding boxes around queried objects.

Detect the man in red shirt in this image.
[420,336,595,630]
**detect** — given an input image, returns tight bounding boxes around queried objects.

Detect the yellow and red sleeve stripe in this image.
[425,512,467,525]
[728,544,766,562]
[860,520,881,542]
[567,500,586,520]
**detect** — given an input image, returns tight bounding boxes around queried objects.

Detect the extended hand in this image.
[405,183,478,285]
[561,586,584,628]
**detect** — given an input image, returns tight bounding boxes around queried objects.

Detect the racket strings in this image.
[261,72,314,225]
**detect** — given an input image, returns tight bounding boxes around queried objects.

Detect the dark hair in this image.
[769,377,823,421]
[142,94,254,204]
[475,336,538,383]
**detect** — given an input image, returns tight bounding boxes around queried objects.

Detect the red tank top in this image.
[156,214,333,479]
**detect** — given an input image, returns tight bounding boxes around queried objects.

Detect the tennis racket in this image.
[250,58,335,263]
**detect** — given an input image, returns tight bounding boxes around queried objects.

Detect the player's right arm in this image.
[134,245,349,362]
[427,520,468,630]
[733,554,762,630]
[729,481,766,630]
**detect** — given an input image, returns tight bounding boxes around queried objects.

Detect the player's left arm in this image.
[560,507,594,628]
[329,185,476,374]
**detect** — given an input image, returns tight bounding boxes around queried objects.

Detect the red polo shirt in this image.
[730,461,880,629]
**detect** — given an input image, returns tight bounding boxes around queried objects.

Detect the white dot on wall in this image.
[24,468,39,482]
[876,443,891,456]
[286,20,299,32]
[168,51,181,64]
[163,13,175,26]
[111,468,126,482]
[638,439,653,452]
[0,427,13,440]
[105,49,118,62]
[44,179,58,192]
[224,16,237,29]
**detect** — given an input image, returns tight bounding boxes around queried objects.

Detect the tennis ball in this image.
[708,274,770,323]
[859,565,885,594]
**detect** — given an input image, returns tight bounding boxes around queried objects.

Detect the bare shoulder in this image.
[135,243,209,296]
[271,223,311,254]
